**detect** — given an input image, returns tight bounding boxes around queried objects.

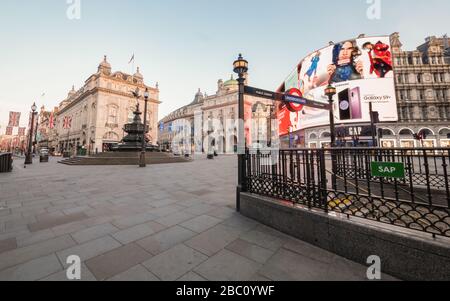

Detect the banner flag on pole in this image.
[5,127,13,136]
[128,54,135,64]
[18,127,26,137]
[8,112,21,127]
[63,116,72,129]
[49,112,55,129]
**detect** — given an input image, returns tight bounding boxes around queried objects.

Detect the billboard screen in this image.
[278,35,398,135]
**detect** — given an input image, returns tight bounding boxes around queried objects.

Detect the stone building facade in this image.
[305,33,450,149]
[49,56,160,154]
[158,76,269,154]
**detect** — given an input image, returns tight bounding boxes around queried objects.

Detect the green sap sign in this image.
[371,162,405,179]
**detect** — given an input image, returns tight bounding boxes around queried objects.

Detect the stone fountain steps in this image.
[58,152,191,166]
[92,152,169,158]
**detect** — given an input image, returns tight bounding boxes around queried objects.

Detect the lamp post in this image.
[267,104,275,148]
[324,84,337,190]
[25,102,37,165]
[233,54,249,212]
[324,84,337,147]
[139,88,150,168]
[34,114,39,155]
[289,126,293,149]
[369,102,377,147]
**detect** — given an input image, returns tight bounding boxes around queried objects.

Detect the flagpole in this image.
[67,117,71,156]
[34,113,39,154]
[129,54,135,78]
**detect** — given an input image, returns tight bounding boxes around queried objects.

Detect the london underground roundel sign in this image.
[285,88,304,112]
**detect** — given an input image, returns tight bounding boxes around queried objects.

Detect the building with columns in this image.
[305,33,450,148]
[51,56,160,154]
[158,75,270,154]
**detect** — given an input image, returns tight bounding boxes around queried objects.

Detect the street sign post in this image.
[371,162,405,179]
[244,86,331,110]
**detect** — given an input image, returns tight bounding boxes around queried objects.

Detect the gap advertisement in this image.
[278,35,398,135]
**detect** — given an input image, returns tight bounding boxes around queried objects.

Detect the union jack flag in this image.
[5,127,13,136]
[49,112,55,129]
[8,112,21,127]
[63,116,72,129]
[18,127,26,137]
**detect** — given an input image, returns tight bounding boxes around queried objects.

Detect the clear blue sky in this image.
[0,0,449,131]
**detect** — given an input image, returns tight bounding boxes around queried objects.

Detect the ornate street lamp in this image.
[139,88,150,168]
[267,104,275,148]
[324,84,337,147]
[25,102,38,165]
[233,54,249,212]
[289,126,294,149]
[324,84,338,190]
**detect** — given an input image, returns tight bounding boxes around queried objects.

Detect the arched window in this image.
[321,132,331,138]
[309,133,318,140]
[419,128,434,136]
[91,102,97,124]
[380,128,395,136]
[103,131,119,141]
[438,128,450,137]
[399,128,414,136]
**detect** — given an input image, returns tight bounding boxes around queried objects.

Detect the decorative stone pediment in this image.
[390,32,403,53]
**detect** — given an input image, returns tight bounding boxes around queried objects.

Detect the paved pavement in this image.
[0,155,397,281]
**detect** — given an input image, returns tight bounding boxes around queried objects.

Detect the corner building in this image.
[54,56,160,154]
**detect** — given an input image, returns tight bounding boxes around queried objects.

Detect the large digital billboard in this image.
[277,35,398,136]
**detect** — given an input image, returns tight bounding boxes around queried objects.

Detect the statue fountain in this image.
[59,102,191,165]
[112,102,156,152]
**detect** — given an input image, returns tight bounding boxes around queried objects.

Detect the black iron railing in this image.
[245,148,450,237]
[0,153,13,173]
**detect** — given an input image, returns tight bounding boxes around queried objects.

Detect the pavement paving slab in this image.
[0,156,399,281]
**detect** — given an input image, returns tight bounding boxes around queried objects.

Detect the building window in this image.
[408,55,413,65]
[309,133,318,140]
[401,108,408,120]
[419,90,424,100]
[397,75,402,84]
[417,74,422,83]
[108,106,118,125]
[128,109,134,123]
[399,128,414,136]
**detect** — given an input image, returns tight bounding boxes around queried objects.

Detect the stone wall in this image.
[240,192,450,281]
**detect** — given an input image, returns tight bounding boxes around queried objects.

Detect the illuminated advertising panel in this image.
[278,35,398,135]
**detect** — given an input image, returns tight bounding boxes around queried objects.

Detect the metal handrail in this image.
[245,148,450,237]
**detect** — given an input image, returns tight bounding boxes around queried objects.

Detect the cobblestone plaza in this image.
[0,157,397,281]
